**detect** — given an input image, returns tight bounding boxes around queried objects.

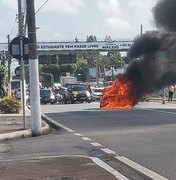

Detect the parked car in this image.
[40,89,56,104]
[92,87,104,101]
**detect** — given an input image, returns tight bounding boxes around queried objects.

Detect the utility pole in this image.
[140,24,143,36]
[26,0,42,136]
[18,0,23,36]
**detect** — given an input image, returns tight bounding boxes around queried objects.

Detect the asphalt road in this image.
[41,101,176,180]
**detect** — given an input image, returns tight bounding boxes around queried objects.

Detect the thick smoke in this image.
[128,31,165,58]
[153,0,176,32]
[123,0,176,102]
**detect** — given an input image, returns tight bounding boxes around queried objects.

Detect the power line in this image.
[35,0,49,14]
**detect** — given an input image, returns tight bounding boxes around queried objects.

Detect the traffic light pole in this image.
[18,0,26,129]
[7,34,11,97]
[26,0,42,136]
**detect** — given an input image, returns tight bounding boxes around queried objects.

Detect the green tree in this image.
[40,64,61,83]
[0,65,6,98]
[75,59,88,82]
[106,51,124,69]
[86,51,100,67]
[39,64,76,87]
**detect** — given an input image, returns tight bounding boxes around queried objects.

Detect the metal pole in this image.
[20,37,26,129]
[26,0,42,136]
[18,0,26,129]
[7,35,11,97]
[140,24,143,36]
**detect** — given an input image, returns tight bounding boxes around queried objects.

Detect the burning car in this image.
[100,75,136,110]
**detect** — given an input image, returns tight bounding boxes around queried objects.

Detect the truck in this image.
[60,76,77,87]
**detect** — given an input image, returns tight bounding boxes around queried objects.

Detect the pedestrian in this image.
[75,36,78,42]
[168,85,174,102]
[87,84,92,93]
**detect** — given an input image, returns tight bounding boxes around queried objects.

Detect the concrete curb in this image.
[0,129,32,142]
[0,119,50,142]
[41,114,64,130]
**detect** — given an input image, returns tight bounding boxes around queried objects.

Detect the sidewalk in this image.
[0,110,123,180]
[0,109,49,141]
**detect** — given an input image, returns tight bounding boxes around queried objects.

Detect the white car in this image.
[15,88,29,102]
[92,87,104,100]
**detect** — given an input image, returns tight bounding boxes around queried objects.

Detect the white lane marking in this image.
[42,114,75,133]
[42,114,168,179]
[81,137,92,141]
[116,156,168,180]
[74,133,83,136]
[101,148,117,155]
[90,142,103,147]
[90,157,129,180]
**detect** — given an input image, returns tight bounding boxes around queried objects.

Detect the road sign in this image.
[9,36,29,60]
[89,67,97,80]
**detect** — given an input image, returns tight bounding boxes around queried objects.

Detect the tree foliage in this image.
[24,49,127,86]
[75,59,88,82]
[106,51,123,69]
[0,65,6,98]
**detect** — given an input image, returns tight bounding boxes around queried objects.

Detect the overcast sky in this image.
[0,0,158,42]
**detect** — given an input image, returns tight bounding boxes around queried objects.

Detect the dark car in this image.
[67,84,92,103]
[40,89,56,104]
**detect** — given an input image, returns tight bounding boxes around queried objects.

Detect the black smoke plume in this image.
[121,0,176,102]
[153,0,176,32]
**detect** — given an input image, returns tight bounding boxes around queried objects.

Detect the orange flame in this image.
[100,76,135,110]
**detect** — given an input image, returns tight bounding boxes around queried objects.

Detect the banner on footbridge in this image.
[0,40,133,52]
[36,41,133,52]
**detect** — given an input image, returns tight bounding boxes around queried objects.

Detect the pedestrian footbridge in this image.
[0,39,133,53]
[0,40,133,64]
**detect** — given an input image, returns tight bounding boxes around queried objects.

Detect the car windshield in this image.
[71,86,86,91]
[40,90,50,96]
[94,89,104,93]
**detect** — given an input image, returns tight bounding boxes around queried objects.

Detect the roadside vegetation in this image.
[0,96,21,114]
